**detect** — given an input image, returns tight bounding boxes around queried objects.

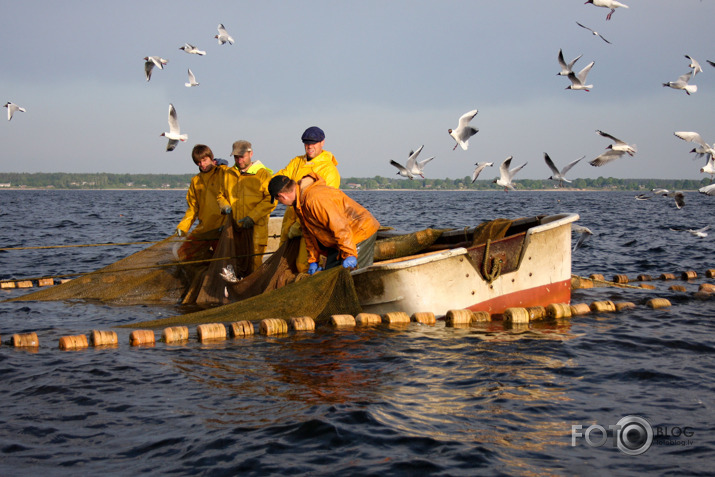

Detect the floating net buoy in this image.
[289,316,315,331]
[589,274,605,281]
[162,326,189,343]
[383,311,410,324]
[471,311,491,322]
[571,277,594,289]
[681,270,697,280]
[637,274,652,282]
[613,274,629,284]
[590,300,616,313]
[355,313,381,326]
[330,315,356,327]
[639,283,656,290]
[445,309,474,326]
[11,332,39,348]
[130,330,155,346]
[706,269,715,278]
[526,306,547,321]
[546,303,572,319]
[411,312,436,325]
[59,334,88,350]
[659,273,676,280]
[698,283,715,293]
[230,320,254,337]
[615,302,636,312]
[503,307,530,324]
[669,285,687,292]
[646,298,671,309]
[197,323,227,342]
[570,303,591,316]
[91,330,118,347]
[259,319,287,335]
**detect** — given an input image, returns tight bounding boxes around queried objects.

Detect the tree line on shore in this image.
[0,172,709,191]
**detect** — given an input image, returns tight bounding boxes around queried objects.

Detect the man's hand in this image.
[287,222,302,239]
[238,216,254,228]
[342,256,358,269]
[308,262,323,275]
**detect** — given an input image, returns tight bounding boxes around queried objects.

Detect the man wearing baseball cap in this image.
[273,126,341,272]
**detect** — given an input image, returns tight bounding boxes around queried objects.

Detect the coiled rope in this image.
[482,239,503,284]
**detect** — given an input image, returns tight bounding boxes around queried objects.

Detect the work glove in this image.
[342,256,358,269]
[287,221,302,239]
[221,205,232,215]
[238,216,254,228]
[176,228,185,237]
[308,262,323,275]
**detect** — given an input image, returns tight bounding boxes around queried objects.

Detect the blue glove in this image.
[342,256,358,269]
[221,205,232,215]
[308,262,323,275]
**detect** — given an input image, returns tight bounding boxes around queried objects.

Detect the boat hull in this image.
[352,213,578,317]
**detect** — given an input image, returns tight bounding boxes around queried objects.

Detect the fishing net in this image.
[373,228,446,261]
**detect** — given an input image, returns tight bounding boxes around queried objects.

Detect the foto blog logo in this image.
[572,415,653,455]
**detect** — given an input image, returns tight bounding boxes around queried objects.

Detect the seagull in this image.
[663,71,697,95]
[699,183,715,196]
[143,56,168,82]
[701,157,715,181]
[576,22,611,44]
[215,24,234,45]
[589,149,626,167]
[596,130,637,156]
[572,224,593,251]
[179,43,206,56]
[471,162,493,183]
[585,0,629,21]
[544,153,584,187]
[557,48,583,76]
[493,156,527,192]
[566,61,595,91]
[185,68,199,87]
[689,226,709,238]
[685,55,703,76]
[4,102,26,121]
[389,159,414,180]
[673,131,714,160]
[161,104,187,152]
[657,190,685,209]
[405,145,434,178]
[448,109,479,151]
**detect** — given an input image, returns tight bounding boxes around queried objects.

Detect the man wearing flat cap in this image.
[216,140,275,272]
[273,126,341,272]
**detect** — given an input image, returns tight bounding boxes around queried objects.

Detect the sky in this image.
[1,1,714,181]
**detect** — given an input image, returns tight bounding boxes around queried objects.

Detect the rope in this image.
[481,239,503,284]
[572,275,645,290]
[0,234,282,252]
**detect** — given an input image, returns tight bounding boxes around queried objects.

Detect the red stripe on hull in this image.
[467,279,571,315]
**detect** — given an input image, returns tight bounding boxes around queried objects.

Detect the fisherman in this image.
[273,126,340,272]
[217,140,275,272]
[268,172,379,274]
[176,144,226,259]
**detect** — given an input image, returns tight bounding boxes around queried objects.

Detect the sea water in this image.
[0,189,713,475]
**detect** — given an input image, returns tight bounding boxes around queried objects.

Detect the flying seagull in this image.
[701,157,715,181]
[663,71,697,95]
[670,226,708,238]
[471,162,493,183]
[566,61,595,91]
[544,153,584,187]
[448,109,479,151]
[699,183,715,196]
[185,68,199,87]
[585,0,629,21]
[143,56,168,82]
[673,131,714,160]
[572,224,593,251]
[161,103,187,152]
[557,48,583,76]
[654,189,685,209]
[179,43,206,56]
[685,55,703,76]
[3,102,26,121]
[493,156,527,192]
[596,130,637,156]
[405,145,434,178]
[576,22,611,44]
[389,159,413,180]
[215,24,234,45]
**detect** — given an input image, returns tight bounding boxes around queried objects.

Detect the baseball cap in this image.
[231,140,252,156]
[268,175,291,203]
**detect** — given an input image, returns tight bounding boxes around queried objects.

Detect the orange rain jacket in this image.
[294,173,380,264]
[177,165,225,236]
[217,164,275,270]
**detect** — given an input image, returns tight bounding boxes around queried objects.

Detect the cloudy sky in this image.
[1,1,714,181]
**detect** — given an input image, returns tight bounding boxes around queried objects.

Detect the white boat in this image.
[352,213,579,317]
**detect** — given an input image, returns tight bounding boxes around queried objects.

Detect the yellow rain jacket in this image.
[177,165,225,237]
[294,173,380,264]
[217,163,275,271]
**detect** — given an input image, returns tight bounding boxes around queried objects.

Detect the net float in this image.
[230,321,254,337]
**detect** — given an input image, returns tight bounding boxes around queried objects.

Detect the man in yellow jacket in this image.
[217,140,275,272]
[176,144,226,260]
[273,126,340,271]
[269,172,379,275]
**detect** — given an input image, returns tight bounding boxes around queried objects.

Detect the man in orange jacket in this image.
[268,172,380,275]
